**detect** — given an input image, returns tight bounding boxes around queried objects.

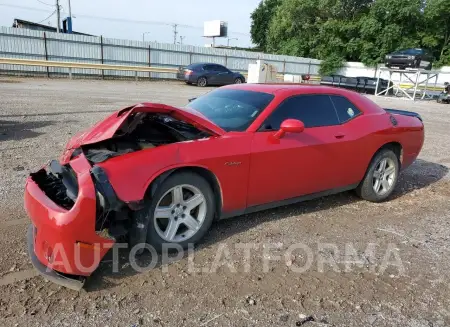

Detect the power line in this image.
[0,3,251,36]
[0,3,54,13]
[36,9,56,24]
[36,0,53,6]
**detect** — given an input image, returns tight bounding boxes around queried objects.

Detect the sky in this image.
[0,0,261,47]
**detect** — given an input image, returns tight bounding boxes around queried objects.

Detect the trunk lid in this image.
[66,103,225,149]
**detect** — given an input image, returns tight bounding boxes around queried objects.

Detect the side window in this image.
[213,65,227,72]
[261,95,339,130]
[329,95,362,123]
[203,65,213,71]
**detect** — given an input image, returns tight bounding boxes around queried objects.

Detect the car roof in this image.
[221,83,360,96]
[188,62,223,67]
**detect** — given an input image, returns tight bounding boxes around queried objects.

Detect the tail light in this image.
[185,69,193,76]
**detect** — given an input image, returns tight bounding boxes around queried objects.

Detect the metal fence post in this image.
[308,60,311,75]
[283,60,286,76]
[100,36,105,79]
[225,54,228,67]
[43,32,49,78]
[148,45,151,80]
[189,52,193,65]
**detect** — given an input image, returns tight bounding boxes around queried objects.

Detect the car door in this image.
[214,65,234,85]
[211,64,233,85]
[202,64,219,84]
[247,94,351,207]
[327,94,367,186]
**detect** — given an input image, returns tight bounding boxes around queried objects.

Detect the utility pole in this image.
[68,0,72,22]
[179,36,185,45]
[56,0,61,33]
[67,0,73,33]
[173,24,178,44]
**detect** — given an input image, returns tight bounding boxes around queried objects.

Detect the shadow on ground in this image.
[84,159,449,291]
[0,120,56,141]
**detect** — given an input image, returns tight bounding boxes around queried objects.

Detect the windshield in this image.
[186,89,274,132]
[395,49,423,55]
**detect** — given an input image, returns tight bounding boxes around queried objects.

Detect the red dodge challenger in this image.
[25,84,424,290]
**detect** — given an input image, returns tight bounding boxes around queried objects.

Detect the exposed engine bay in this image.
[81,113,211,163]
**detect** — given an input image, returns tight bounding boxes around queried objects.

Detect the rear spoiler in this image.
[384,108,423,122]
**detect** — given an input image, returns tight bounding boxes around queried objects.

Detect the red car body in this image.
[24,84,424,289]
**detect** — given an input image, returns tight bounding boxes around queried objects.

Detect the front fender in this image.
[97,144,181,202]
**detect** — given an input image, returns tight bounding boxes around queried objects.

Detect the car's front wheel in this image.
[145,171,215,251]
[356,149,399,202]
[234,77,243,84]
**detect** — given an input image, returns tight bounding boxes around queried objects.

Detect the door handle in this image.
[335,134,345,139]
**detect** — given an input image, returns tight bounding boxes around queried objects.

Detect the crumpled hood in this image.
[64,102,225,150]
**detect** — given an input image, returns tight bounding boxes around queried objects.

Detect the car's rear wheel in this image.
[145,172,215,251]
[234,77,243,84]
[197,77,208,87]
[356,149,399,202]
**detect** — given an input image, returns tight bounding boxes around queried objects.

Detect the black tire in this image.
[144,171,215,252]
[234,77,243,84]
[197,77,208,87]
[355,149,400,202]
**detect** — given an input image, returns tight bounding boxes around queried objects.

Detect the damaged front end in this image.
[26,105,217,290]
[91,165,131,240]
[79,112,213,242]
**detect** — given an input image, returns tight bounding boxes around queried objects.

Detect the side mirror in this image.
[273,119,305,139]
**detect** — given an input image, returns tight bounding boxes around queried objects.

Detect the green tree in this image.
[251,0,450,73]
[358,0,424,66]
[423,0,450,66]
[266,0,372,73]
[250,0,281,51]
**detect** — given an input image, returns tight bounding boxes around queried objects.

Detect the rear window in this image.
[329,95,362,123]
[186,64,203,71]
[186,89,274,132]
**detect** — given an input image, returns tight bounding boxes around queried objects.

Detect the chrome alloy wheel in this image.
[372,157,396,196]
[153,184,207,243]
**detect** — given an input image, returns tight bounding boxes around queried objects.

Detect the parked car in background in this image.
[385,48,434,70]
[177,63,245,87]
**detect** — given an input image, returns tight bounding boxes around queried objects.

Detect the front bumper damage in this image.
[24,154,117,290]
[27,225,86,291]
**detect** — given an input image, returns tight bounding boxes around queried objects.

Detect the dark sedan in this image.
[177,63,245,87]
[385,48,434,70]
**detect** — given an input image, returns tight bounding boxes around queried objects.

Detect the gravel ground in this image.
[0,77,449,327]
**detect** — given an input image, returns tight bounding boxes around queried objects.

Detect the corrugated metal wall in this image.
[0,26,321,79]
